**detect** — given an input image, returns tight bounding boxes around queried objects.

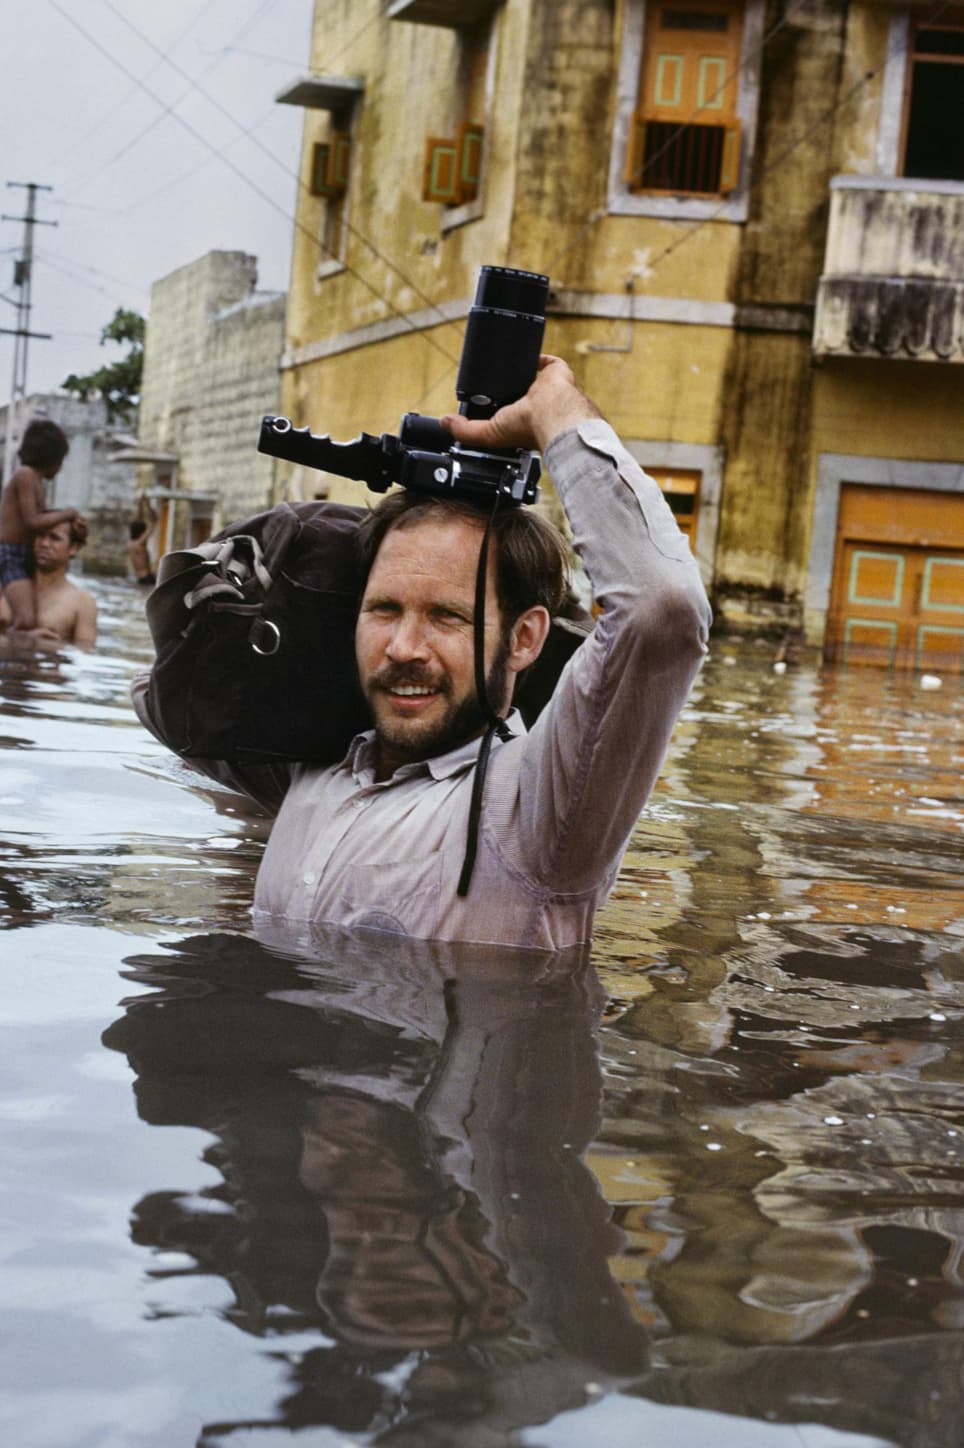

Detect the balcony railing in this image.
[813,176,964,363]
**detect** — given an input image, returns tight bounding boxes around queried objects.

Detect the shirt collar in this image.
[345,709,527,785]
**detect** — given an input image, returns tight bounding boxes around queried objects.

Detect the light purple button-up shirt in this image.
[134,420,711,949]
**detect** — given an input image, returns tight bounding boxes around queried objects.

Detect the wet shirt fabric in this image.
[133,420,711,948]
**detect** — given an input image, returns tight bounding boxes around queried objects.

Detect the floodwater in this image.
[1,578,962,1448]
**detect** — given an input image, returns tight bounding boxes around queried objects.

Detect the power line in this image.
[98,0,459,343]
[50,0,462,369]
[49,0,223,176]
[36,247,149,298]
[199,42,308,67]
[49,198,123,215]
[122,7,386,218]
[61,0,283,199]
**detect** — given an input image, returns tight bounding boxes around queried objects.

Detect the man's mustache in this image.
[368,664,450,694]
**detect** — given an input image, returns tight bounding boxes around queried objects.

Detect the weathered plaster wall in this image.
[140,252,258,461]
[196,292,289,521]
[139,251,284,526]
[812,359,964,461]
[714,0,854,604]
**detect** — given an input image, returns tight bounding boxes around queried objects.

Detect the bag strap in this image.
[147,507,305,653]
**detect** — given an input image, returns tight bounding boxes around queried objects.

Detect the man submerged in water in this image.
[135,356,711,948]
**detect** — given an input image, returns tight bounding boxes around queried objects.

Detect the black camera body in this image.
[258,265,549,507]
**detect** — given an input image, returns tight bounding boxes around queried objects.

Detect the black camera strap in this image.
[457,497,513,899]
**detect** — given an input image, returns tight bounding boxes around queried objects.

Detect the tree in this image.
[63,307,145,423]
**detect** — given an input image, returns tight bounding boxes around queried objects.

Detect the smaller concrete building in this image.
[133,251,286,560]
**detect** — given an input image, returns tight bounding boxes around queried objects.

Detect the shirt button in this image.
[303,871,316,886]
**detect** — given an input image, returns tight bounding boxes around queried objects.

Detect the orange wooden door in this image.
[829,544,964,670]
[826,484,964,672]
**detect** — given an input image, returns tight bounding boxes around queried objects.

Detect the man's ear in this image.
[507,605,550,677]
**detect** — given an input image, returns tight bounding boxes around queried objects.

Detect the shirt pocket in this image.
[336,852,444,936]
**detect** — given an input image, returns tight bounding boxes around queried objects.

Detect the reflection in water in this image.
[587,651,964,1447]
[596,916,964,1393]
[1,583,963,1444]
[103,928,647,1442]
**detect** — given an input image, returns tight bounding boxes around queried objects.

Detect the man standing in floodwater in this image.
[135,356,711,949]
[0,419,87,639]
[127,505,157,587]
[0,518,98,646]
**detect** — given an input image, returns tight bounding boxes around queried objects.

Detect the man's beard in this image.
[368,636,511,765]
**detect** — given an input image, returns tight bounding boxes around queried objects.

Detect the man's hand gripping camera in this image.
[257,266,548,507]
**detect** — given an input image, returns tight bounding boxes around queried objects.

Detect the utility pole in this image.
[1,181,56,481]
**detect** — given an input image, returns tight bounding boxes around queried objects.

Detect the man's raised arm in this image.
[449,355,712,896]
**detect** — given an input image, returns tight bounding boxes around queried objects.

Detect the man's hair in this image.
[18,419,69,471]
[356,491,571,623]
[129,520,148,540]
[38,518,85,549]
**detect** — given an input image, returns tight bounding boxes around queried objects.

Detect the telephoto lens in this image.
[455,266,549,419]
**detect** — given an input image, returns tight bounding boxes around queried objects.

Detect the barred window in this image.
[628,0,743,197]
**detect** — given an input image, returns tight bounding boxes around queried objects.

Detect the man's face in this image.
[33,521,75,574]
[355,514,511,773]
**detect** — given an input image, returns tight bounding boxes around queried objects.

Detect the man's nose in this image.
[385,614,430,661]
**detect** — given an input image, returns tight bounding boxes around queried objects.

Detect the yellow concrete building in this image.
[274,0,964,673]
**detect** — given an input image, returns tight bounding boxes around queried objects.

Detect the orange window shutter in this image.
[310,142,332,196]
[331,132,351,190]
[311,139,348,198]
[457,122,484,202]
[719,119,741,193]
[626,110,647,190]
[423,137,459,202]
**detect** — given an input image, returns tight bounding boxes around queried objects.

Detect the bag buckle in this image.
[249,617,281,656]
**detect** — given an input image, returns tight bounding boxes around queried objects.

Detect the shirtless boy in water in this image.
[0,419,86,638]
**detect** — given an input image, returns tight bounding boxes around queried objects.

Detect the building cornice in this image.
[280,291,812,370]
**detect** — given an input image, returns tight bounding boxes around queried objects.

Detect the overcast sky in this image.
[1,0,316,399]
